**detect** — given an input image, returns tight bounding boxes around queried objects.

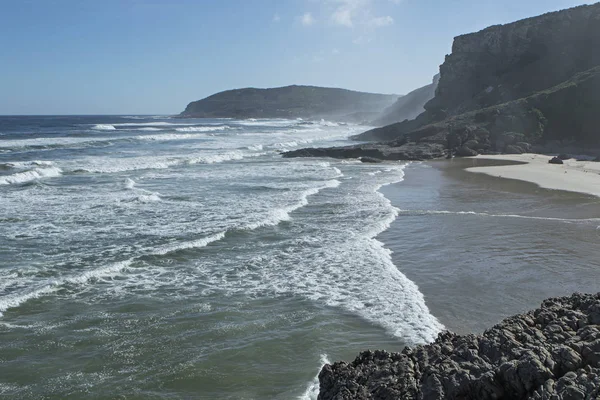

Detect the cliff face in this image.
[371,74,439,126]
[318,293,600,400]
[179,85,398,122]
[427,3,600,117]
[351,2,600,154]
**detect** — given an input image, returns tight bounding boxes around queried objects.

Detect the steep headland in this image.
[179,85,398,123]
[286,2,600,161]
[318,293,600,400]
[370,74,439,127]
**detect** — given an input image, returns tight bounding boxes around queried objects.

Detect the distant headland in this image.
[178,85,399,124]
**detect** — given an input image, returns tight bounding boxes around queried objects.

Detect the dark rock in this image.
[319,293,600,400]
[505,145,525,154]
[454,145,479,157]
[549,157,565,164]
[283,142,447,161]
[558,153,571,160]
[360,157,382,163]
[463,139,480,149]
[516,142,532,152]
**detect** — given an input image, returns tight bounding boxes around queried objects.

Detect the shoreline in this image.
[464,153,600,198]
[378,159,600,335]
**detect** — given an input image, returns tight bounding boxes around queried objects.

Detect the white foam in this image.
[186,151,265,165]
[175,126,230,133]
[299,354,330,400]
[153,232,227,256]
[0,166,63,185]
[134,133,198,141]
[188,164,444,343]
[124,178,136,190]
[135,193,161,203]
[71,150,263,174]
[0,260,131,317]
[6,160,54,168]
[318,119,339,127]
[113,122,215,127]
[236,119,299,127]
[398,209,600,223]
[133,127,162,132]
[91,124,116,131]
[242,180,340,231]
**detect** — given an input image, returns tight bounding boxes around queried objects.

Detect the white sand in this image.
[465,153,600,197]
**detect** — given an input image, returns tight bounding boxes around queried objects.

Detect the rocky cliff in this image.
[370,75,439,127]
[318,293,600,400]
[426,4,600,118]
[288,3,600,161]
[179,85,398,122]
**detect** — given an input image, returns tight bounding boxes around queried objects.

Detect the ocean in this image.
[1,116,599,399]
[0,116,442,399]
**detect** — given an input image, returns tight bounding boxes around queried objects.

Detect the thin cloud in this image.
[368,15,394,27]
[325,0,396,28]
[273,13,281,22]
[300,12,316,26]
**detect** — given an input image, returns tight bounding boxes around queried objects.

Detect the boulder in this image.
[516,142,532,152]
[505,145,525,154]
[360,157,382,163]
[454,145,479,157]
[549,157,564,164]
[319,293,600,400]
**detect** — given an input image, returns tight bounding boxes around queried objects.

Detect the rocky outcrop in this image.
[345,3,600,155]
[371,75,439,127]
[179,85,398,122]
[426,4,600,118]
[318,293,600,400]
[284,63,600,162]
[282,142,447,162]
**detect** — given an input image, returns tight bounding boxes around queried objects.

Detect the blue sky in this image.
[0,0,592,115]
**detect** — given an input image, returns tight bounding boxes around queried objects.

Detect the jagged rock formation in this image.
[179,85,398,122]
[371,75,439,127]
[318,293,600,400]
[286,3,600,161]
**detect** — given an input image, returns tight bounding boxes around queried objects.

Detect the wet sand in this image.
[379,158,600,335]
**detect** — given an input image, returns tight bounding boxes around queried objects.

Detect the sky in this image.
[0,0,593,115]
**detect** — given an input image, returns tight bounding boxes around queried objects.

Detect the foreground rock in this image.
[318,293,600,399]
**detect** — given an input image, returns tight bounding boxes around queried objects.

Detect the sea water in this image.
[0,116,442,399]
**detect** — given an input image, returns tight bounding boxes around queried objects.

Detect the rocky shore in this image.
[318,293,600,400]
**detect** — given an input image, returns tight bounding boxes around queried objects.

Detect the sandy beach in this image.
[379,160,600,335]
[465,153,600,198]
